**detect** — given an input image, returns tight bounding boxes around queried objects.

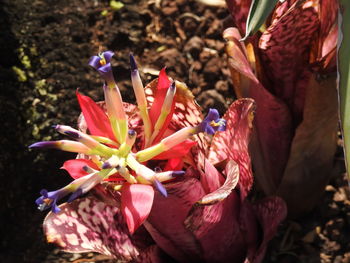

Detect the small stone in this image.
[184,36,204,59]
[203,57,222,81]
[215,80,229,93]
[196,89,227,113]
[162,6,178,16]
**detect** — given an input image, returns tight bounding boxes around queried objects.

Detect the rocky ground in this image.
[0,0,349,262]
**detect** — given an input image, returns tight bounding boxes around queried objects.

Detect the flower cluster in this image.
[31,51,286,263]
[31,51,226,233]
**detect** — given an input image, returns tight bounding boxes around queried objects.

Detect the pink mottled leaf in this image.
[185,187,245,262]
[223,27,259,98]
[259,0,320,122]
[61,159,98,179]
[133,245,174,263]
[208,98,255,199]
[43,196,139,260]
[318,0,338,58]
[225,0,252,35]
[250,197,287,263]
[239,201,259,262]
[145,178,205,262]
[121,184,155,234]
[145,78,203,130]
[198,160,239,205]
[200,159,225,194]
[224,28,292,196]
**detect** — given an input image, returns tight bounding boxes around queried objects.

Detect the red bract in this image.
[43,73,286,262]
[224,0,339,216]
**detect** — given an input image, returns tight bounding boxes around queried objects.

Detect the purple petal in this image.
[63,130,81,139]
[130,53,138,71]
[172,171,185,177]
[103,50,114,63]
[29,141,57,149]
[153,179,167,197]
[206,108,220,120]
[51,200,61,213]
[88,55,102,69]
[40,189,48,197]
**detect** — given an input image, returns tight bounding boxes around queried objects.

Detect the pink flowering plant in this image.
[30,51,286,262]
[224,0,339,216]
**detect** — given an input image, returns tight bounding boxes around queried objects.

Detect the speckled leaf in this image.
[133,245,175,263]
[197,160,239,205]
[223,27,259,93]
[185,185,245,262]
[145,78,203,130]
[224,27,292,196]
[338,0,350,182]
[249,197,287,263]
[208,98,255,199]
[225,0,252,34]
[259,0,320,123]
[43,196,139,260]
[242,0,279,40]
[315,0,338,70]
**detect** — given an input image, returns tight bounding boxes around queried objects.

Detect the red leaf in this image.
[164,158,183,171]
[61,159,98,179]
[148,69,175,142]
[149,68,170,124]
[152,140,197,160]
[104,172,125,182]
[76,91,116,140]
[121,184,155,234]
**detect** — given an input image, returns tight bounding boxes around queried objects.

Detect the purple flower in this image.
[35,188,68,213]
[88,51,115,85]
[197,108,226,135]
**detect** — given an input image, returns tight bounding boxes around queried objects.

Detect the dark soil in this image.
[0,0,349,262]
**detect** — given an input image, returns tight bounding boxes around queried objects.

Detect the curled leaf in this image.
[197,160,239,205]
